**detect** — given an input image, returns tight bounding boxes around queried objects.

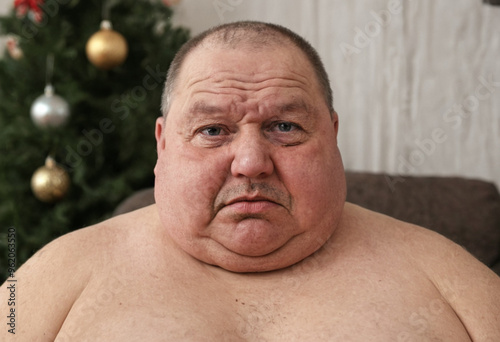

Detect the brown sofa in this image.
[114,172,500,275]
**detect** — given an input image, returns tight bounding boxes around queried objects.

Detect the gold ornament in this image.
[31,156,70,203]
[86,20,128,70]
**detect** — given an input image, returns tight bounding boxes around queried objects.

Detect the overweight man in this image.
[2,21,499,341]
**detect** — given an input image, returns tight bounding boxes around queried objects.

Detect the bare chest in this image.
[55,267,471,342]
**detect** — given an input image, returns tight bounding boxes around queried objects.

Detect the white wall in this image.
[0,0,10,55]
[2,0,499,189]
[171,0,500,189]
[0,0,8,15]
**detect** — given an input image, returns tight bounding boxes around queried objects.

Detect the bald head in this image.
[161,21,333,116]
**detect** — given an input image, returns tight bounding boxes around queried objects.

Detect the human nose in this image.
[230,132,274,179]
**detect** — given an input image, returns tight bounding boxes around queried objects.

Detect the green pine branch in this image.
[0,0,190,282]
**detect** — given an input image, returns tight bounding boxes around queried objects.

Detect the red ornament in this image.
[6,35,23,59]
[162,0,182,6]
[14,0,44,22]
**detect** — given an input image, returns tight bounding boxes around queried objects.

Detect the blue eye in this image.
[201,126,222,136]
[274,122,299,133]
[268,121,306,146]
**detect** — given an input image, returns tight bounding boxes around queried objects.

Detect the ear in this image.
[155,116,166,155]
[154,116,166,177]
[332,111,340,137]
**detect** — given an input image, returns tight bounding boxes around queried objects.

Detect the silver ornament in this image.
[30,84,70,128]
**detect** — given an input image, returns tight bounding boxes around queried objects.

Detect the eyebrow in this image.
[274,100,312,115]
[187,101,226,116]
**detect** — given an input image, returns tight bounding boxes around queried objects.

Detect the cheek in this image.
[154,147,228,228]
[281,142,345,226]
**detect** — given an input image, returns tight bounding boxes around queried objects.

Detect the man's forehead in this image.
[186,98,313,116]
[174,46,315,98]
[167,36,329,116]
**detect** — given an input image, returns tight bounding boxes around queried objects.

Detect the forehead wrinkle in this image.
[183,81,313,118]
[215,73,311,92]
[183,91,317,124]
[188,100,226,116]
[184,65,312,90]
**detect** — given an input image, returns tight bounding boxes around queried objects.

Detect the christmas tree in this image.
[0,0,190,281]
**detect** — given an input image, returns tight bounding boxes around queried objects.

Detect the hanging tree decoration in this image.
[13,0,44,22]
[5,35,23,60]
[162,0,182,6]
[85,2,128,72]
[86,20,128,70]
[31,155,70,203]
[30,54,71,128]
[86,2,128,70]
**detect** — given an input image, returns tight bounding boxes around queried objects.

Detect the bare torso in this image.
[4,203,499,341]
[48,203,474,341]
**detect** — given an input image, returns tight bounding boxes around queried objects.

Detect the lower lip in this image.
[226,201,279,214]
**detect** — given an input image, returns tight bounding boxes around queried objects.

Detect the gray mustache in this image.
[214,183,292,212]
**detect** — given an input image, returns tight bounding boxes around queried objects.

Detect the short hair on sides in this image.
[161,21,334,116]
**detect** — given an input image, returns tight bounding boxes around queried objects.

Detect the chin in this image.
[203,242,321,273]
[212,257,294,273]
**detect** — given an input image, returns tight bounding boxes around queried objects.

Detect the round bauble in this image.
[6,35,23,60]
[86,20,128,70]
[31,157,70,203]
[163,0,182,6]
[30,85,70,128]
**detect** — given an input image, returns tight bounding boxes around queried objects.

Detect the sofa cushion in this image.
[346,172,500,269]
[114,188,155,216]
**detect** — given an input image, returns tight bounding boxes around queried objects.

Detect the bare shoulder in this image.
[0,205,157,341]
[343,202,500,341]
